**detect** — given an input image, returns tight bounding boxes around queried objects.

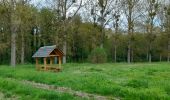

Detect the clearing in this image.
[0,63,170,100]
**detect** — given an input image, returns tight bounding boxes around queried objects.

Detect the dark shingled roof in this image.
[32,45,57,57]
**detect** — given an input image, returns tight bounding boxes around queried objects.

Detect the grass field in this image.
[0,63,170,100]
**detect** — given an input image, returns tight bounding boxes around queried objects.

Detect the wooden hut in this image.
[32,45,64,72]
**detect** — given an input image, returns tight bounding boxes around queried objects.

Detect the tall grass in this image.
[0,77,82,100]
[0,63,170,99]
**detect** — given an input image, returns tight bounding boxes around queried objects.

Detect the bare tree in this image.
[112,0,121,62]
[146,0,159,62]
[50,0,83,63]
[91,0,116,48]
[112,11,120,62]
[121,0,140,63]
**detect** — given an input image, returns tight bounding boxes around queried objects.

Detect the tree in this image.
[164,5,170,61]
[17,0,36,64]
[51,0,83,63]
[146,0,159,62]
[112,1,121,62]
[10,0,20,67]
[39,8,56,46]
[121,0,140,63]
[89,0,116,48]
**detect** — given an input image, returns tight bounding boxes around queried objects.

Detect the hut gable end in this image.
[53,49,64,56]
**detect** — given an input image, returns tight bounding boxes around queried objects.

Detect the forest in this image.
[0,0,169,66]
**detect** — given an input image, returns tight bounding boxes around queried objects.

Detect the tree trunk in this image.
[131,46,134,62]
[146,50,148,61]
[38,35,41,48]
[10,0,17,67]
[114,45,117,62]
[149,44,152,63]
[62,17,67,63]
[127,4,132,64]
[63,40,67,64]
[148,8,154,63]
[168,15,170,62]
[159,54,162,62]
[127,43,131,63]
[168,54,170,62]
[21,34,24,64]
[168,41,170,62]
[127,22,131,63]
[100,10,105,49]
[11,32,16,67]
[149,53,152,63]
[114,17,119,63]
[100,25,104,48]
[149,41,152,63]
[34,33,36,51]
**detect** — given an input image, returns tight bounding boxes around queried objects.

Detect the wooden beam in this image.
[50,57,53,65]
[59,56,61,68]
[49,55,60,57]
[44,57,47,70]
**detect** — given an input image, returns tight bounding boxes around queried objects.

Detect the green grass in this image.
[0,77,82,100]
[0,63,170,99]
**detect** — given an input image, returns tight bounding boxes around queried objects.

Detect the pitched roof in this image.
[32,45,59,58]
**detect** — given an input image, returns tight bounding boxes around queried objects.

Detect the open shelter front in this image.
[32,45,64,72]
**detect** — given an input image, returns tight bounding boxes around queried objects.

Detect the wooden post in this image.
[36,58,38,70]
[44,57,47,70]
[50,57,53,65]
[59,56,61,68]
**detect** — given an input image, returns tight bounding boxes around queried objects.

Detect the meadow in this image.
[0,63,170,100]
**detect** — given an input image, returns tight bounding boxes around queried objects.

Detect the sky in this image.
[30,0,170,32]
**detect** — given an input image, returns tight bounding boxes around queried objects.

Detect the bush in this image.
[88,47,107,63]
[125,79,149,88]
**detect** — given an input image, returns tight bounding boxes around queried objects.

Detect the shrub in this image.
[88,47,107,63]
[125,79,149,88]
[164,85,170,95]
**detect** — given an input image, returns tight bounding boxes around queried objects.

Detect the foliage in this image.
[0,1,169,64]
[88,47,107,63]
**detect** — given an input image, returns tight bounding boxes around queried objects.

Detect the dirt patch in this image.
[0,92,19,100]
[22,80,115,100]
[6,78,119,100]
[5,78,120,100]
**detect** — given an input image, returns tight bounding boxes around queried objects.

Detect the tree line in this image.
[0,0,169,66]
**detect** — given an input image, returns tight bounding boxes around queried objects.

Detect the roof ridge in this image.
[41,45,56,48]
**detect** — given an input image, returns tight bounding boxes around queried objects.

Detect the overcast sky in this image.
[30,0,170,31]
